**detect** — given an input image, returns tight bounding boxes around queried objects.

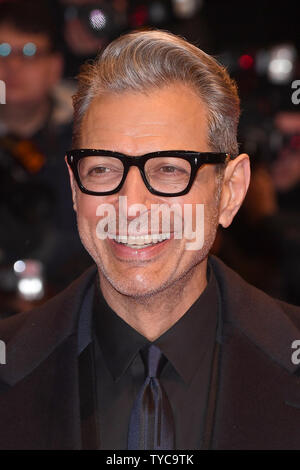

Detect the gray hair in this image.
[72,29,240,157]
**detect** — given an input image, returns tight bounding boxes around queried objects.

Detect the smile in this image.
[109,233,171,248]
[107,233,174,259]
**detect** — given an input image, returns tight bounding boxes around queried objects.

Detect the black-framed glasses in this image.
[66,149,232,197]
[0,42,52,60]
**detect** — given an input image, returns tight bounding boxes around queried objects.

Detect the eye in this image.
[160,165,177,173]
[89,166,110,174]
[87,165,123,177]
[158,165,188,175]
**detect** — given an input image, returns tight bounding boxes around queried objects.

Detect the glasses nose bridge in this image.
[122,156,148,188]
[4,53,23,66]
[121,157,149,193]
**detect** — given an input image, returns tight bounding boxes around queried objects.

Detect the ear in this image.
[65,155,77,212]
[218,153,251,228]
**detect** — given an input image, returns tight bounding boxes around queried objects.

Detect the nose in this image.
[118,165,151,208]
[5,55,24,72]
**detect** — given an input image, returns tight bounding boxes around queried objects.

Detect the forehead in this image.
[80,83,210,153]
[0,23,50,48]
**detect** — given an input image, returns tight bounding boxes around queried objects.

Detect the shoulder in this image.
[0,264,98,385]
[0,264,98,342]
[209,254,300,372]
[209,254,300,319]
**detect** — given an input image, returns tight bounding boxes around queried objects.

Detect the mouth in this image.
[107,233,174,260]
[109,233,171,247]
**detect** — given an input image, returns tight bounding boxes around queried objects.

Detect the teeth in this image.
[123,244,153,249]
[109,233,171,245]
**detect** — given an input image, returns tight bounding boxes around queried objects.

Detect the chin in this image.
[99,268,167,299]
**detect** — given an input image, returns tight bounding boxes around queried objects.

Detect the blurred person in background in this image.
[268,109,300,304]
[271,111,300,206]
[59,0,210,78]
[60,0,128,77]
[0,0,91,316]
[216,98,300,305]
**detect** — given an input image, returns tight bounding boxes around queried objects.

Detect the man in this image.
[1,29,300,450]
[0,0,91,313]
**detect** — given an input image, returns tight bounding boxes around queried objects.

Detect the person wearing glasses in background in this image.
[0,0,91,315]
[1,29,300,451]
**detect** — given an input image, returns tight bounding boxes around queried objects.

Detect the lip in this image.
[107,233,174,261]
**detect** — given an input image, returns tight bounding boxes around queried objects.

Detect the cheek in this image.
[34,69,51,88]
[0,65,6,80]
[76,194,102,221]
[181,184,219,237]
[21,65,51,92]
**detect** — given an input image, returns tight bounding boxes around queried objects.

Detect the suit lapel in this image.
[78,341,101,449]
[0,333,82,449]
[208,256,300,449]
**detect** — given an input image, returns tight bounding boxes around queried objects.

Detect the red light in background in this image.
[239,54,254,70]
[129,5,148,27]
[290,135,300,149]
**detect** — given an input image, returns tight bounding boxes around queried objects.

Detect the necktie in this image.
[127,344,175,450]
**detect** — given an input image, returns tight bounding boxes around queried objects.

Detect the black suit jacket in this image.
[1,255,300,450]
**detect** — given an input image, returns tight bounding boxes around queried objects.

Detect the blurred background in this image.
[0,0,299,317]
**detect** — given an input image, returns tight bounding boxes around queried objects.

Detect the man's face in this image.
[69,83,223,298]
[0,23,62,105]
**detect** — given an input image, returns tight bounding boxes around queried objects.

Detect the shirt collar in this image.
[94,261,219,384]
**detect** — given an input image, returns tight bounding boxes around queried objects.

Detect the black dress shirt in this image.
[92,264,219,450]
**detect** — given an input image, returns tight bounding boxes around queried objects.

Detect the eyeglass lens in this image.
[77,155,192,194]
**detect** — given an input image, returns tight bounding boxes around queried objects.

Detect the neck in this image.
[0,98,51,138]
[98,259,208,341]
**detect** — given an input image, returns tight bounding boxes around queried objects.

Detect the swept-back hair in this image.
[72,29,240,157]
